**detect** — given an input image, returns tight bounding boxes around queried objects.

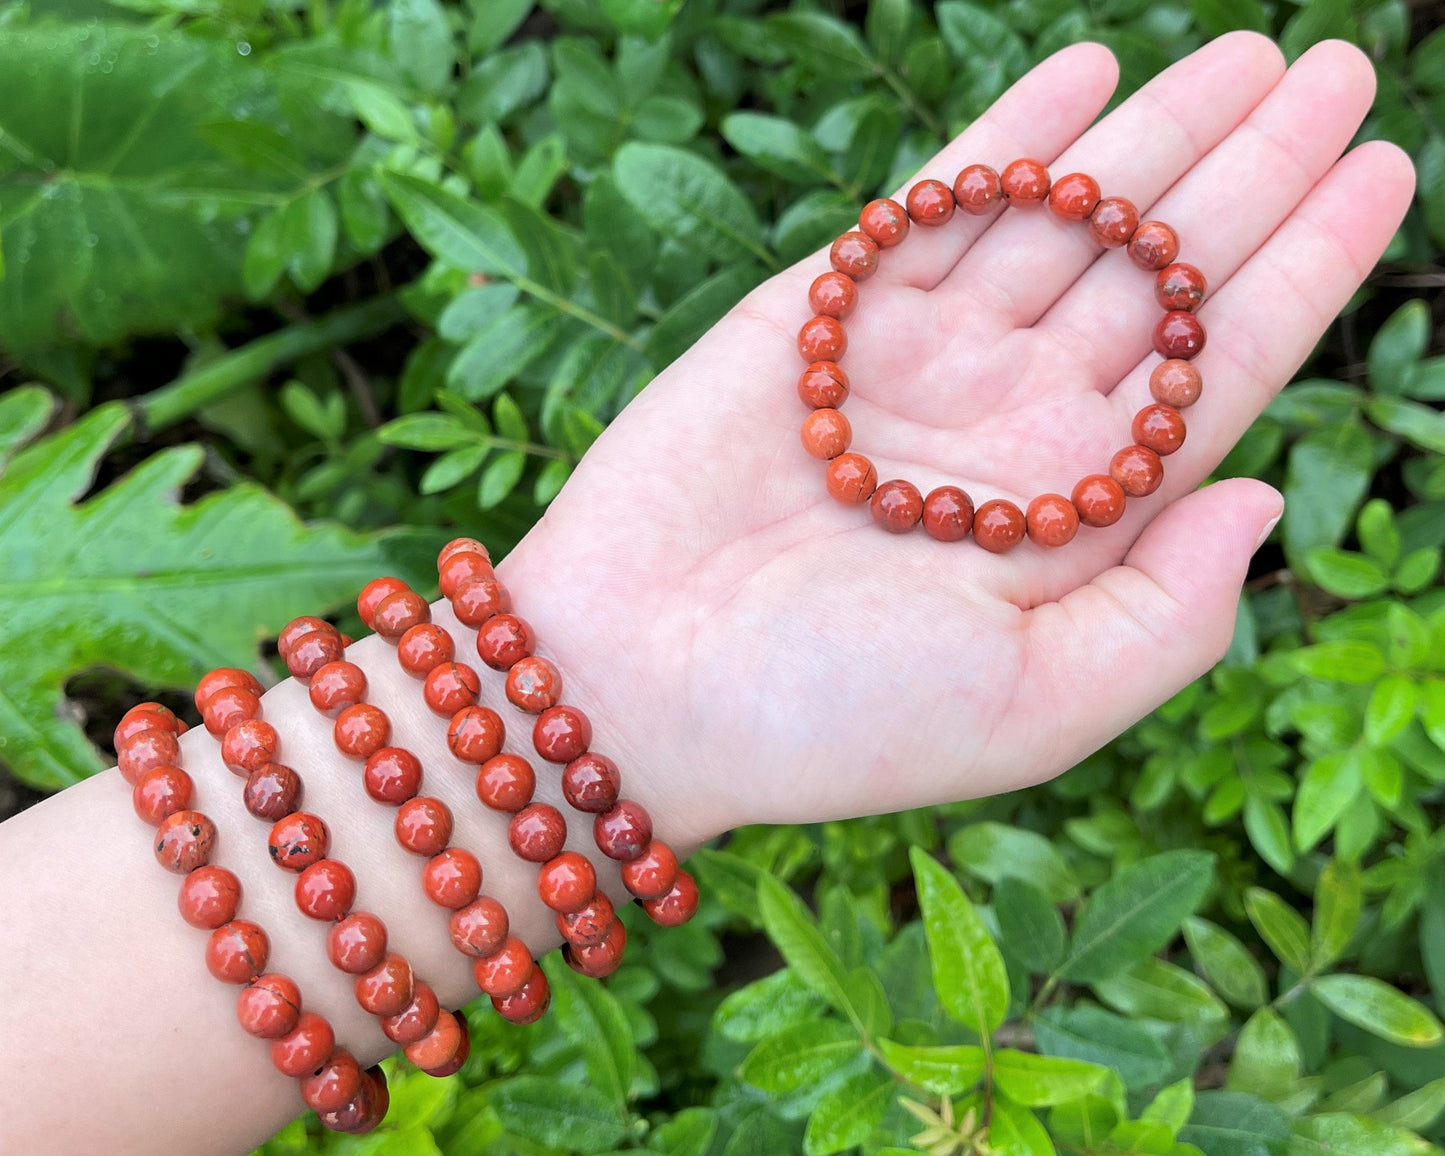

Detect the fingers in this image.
[869,42,1118,291]
[1040,39,1378,395]
[1010,477,1282,781]
[938,31,1286,323]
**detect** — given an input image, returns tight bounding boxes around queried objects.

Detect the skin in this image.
[0,34,1414,1156]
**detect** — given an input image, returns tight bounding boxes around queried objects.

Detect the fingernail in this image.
[1254,513,1281,552]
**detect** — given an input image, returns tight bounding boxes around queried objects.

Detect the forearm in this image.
[0,551,717,1155]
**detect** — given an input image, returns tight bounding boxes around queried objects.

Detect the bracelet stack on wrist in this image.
[111,536,698,1133]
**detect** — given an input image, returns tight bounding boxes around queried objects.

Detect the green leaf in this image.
[1313,860,1362,970]
[1369,299,1430,394]
[1244,796,1296,876]
[766,12,877,81]
[1226,1008,1301,1101]
[282,187,338,292]
[345,79,419,143]
[739,1019,862,1094]
[1057,850,1214,983]
[866,0,913,62]
[721,113,835,184]
[0,406,429,789]
[1092,957,1229,1025]
[1366,676,1419,747]
[645,263,765,366]
[448,306,558,400]
[1244,887,1312,975]
[758,876,870,1033]
[1373,1077,1445,1130]
[993,1049,1110,1107]
[613,142,768,265]
[995,876,1067,973]
[1293,1112,1438,1156]
[720,1114,797,1156]
[947,822,1080,902]
[1357,498,1402,566]
[1177,1091,1289,1156]
[1283,419,1375,563]
[1311,975,1445,1047]
[1143,1079,1196,1132]
[420,444,487,494]
[488,1075,627,1153]
[1191,0,1268,36]
[544,954,635,1108]
[1293,750,1365,851]
[802,1068,892,1156]
[1306,548,1390,599]
[649,1108,717,1156]
[936,1,1029,106]
[380,170,527,278]
[909,847,1009,1035]
[876,1039,985,1095]
[988,1095,1055,1156]
[1279,0,1357,61]
[1368,396,1445,455]
[0,387,55,463]
[714,968,824,1042]
[478,450,526,509]
[1291,640,1387,684]
[460,42,548,123]
[1183,917,1269,1010]
[379,413,475,451]
[336,170,390,254]
[1032,1006,1171,1092]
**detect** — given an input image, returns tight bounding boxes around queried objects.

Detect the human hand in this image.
[502,33,1414,845]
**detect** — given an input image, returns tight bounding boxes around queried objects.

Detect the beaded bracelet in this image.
[800,160,1203,549]
[113,704,387,1133]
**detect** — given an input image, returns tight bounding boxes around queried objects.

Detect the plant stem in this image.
[137,296,407,432]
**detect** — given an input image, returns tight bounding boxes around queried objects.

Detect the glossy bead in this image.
[202,686,260,737]
[1072,474,1127,527]
[1150,359,1203,408]
[565,918,627,978]
[798,315,847,362]
[452,576,511,627]
[562,752,621,813]
[395,796,453,857]
[800,408,851,460]
[220,719,279,776]
[328,913,387,974]
[424,662,481,715]
[506,657,562,714]
[1025,494,1079,548]
[446,707,505,767]
[364,747,423,806]
[953,164,1004,214]
[116,703,181,746]
[1048,172,1099,221]
[493,965,551,1024]
[271,1011,335,1078]
[1133,404,1187,455]
[355,952,414,1017]
[538,851,597,914]
[398,624,455,676]
[973,499,1026,554]
[858,197,909,247]
[308,661,367,717]
[797,362,849,409]
[295,859,356,921]
[277,618,335,662]
[595,800,653,861]
[194,668,264,713]
[244,762,303,822]
[1110,445,1165,497]
[178,865,242,929]
[1089,196,1138,248]
[829,231,879,281]
[268,812,329,872]
[301,1049,362,1115]
[622,840,679,900]
[421,1013,472,1078]
[906,179,955,225]
[358,578,409,629]
[533,705,591,764]
[334,703,390,760]
[825,453,876,504]
[438,551,494,600]
[476,753,535,812]
[449,896,509,958]
[477,614,535,671]
[287,630,344,681]
[643,870,699,927]
[1001,158,1050,206]
[870,479,923,533]
[119,728,182,785]
[322,1066,388,1135]
[1128,220,1179,270]
[1153,311,1205,359]
[509,803,567,862]
[374,590,430,640]
[809,271,857,319]
[439,537,490,569]
[206,919,269,983]
[1155,262,1206,312]
[556,892,616,947]
[236,973,301,1039]
[422,847,482,909]
[381,981,440,1046]
[922,486,974,542]
[473,937,533,998]
[154,810,216,873]
[133,765,193,825]
[403,1009,464,1070]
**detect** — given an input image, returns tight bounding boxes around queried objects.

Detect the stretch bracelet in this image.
[799,159,1203,549]
[113,704,388,1133]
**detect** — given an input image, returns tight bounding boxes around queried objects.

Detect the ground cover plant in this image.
[3,0,1445,1152]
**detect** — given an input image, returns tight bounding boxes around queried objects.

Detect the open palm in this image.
[498,33,1414,848]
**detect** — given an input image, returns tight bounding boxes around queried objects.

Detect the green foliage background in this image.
[2,0,1445,1152]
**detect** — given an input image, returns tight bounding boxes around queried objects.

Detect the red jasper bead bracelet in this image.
[800,159,1205,551]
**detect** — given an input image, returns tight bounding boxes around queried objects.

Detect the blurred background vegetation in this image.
[2,0,1445,1152]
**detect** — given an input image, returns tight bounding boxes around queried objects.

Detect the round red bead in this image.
[922,486,974,541]
[509,803,567,862]
[556,891,616,947]
[321,1067,387,1135]
[286,630,344,681]
[355,952,414,1016]
[334,703,390,760]
[1153,311,1205,359]
[829,231,879,281]
[1111,445,1165,497]
[116,703,181,747]
[381,980,440,1046]
[973,499,1026,554]
[622,840,679,901]
[473,937,533,998]
[357,578,408,630]
[643,870,699,927]
[594,800,653,861]
[404,1009,465,1070]
[295,858,356,921]
[533,705,591,764]
[1048,172,1099,221]
[237,973,301,1039]
[1150,359,1203,408]
[277,618,334,662]
[373,590,429,640]
[566,918,627,978]
[447,706,506,765]
[308,661,367,717]
[206,919,269,984]
[953,164,1003,214]
[452,577,511,627]
[439,551,494,600]
[271,1011,335,1078]
[1089,196,1138,248]
[1025,494,1079,548]
[268,812,329,872]
[424,662,481,715]
[220,719,279,776]
[858,198,909,247]
[809,271,857,320]
[506,656,562,714]
[395,796,453,857]
[154,810,216,874]
[178,865,242,929]
[1073,474,1128,527]
[244,762,303,822]
[194,669,264,713]
[422,847,482,909]
[119,728,182,785]
[798,315,847,362]
[438,537,490,569]
[476,753,535,813]
[133,765,193,825]
[301,1048,362,1115]
[797,362,849,409]
[562,753,621,813]
[492,965,550,1025]
[800,408,851,460]
[1155,262,1206,312]
[1001,158,1049,205]
[398,624,455,676]
[1133,404,1187,455]
[328,913,387,974]
[906,179,954,226]
[449,896,510,958]
[538,851,597,914]
[870,479,923,533]
[202,686,260,737]
[363,747,423,806]
[1128,221,1179,270]
[477,614,535,671]
[825,453,876,504]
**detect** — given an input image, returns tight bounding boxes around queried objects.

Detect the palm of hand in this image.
[506,33,1413,844]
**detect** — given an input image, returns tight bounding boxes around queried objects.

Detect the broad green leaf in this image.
[1032,1006,1172,1091]
[601,0,684,37]
[720,1114,797,1156]
[713,968,825,1042]
[765,12,876,81]
[649,1108,717,1156]
[1178,1091,1289,1156]
[488,1076,627,1153]
[1373,1077,1445,1130]
[380,170,527,278]
[947,822,1080,902]
[1058,850,1214,982]
[479,450,526,508]
[1226,1008,1301,1101]
[0,406,429,789]
[1292,1112,1437,1156]
[0,387,54,462]
[758,876,865,1031]
[613,142,768,265]
[447,306,559,400]
[876,1039,985,1095]
[802,1068,892,1156]
[1183,917,1269,1010]
[460,42,548,124]
[993,1049,1110,1107]
[910,847,1009,1034]
[1312,860,1362,970]
[995,876,1067,973]
[1283,419,1375,563]
[1092,957,1229,1025]
[390,0,454,93]
[283,187,338,292]
[1244,796,1296,875]
[1244,887,1312,975]
[1192,0,1269,36]
[645,263,766,366]
[1291,640,1387,684]
[988,1095,1055,1156]
[544,955,635,1108]
[739,1020,861,1094]
[1369,300,1431,394]
[336,169,389,254]
[1279,0,1357,60]
[1294,750,1365,851]
[1311,975,1445,1046]
[1369,396,1445,455]
[1143,1079,1196,1132]
[866,0,913,62]
[468,0,534,54]
[1366,677,1419,747]
[1358,498,1402,566]
[1306,548,1390,599]
[721,113,835,184]
[936,1,1029,108]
